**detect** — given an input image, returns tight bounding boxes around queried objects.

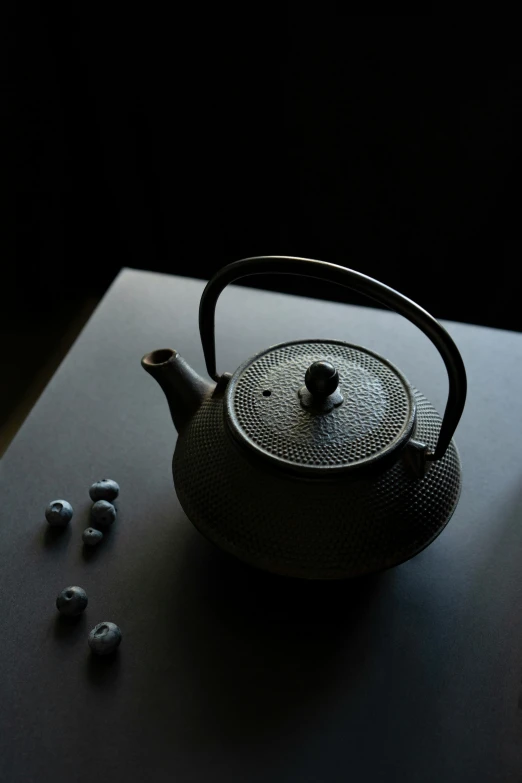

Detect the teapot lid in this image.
[224,339,416,476]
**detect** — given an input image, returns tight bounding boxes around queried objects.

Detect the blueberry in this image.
[56,586,88,616]
[90,500,117,528]
[89,479,120,503]
[82,527,104,547]
[88,622,122,655]
[45,499,73,527]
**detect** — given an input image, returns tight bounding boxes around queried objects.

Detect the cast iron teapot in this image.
[142,256,467,579]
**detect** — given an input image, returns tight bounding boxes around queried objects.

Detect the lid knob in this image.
[305,361,339,398]
[299,360,344,412]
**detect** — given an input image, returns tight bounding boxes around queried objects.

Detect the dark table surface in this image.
[2,269,522,783]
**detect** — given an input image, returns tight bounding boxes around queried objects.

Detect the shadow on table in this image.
[133,526,393,747]
[53,612,87,645]
[43,523,72,550]
[86,650,121,688]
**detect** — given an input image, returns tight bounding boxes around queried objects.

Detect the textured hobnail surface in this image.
[225,341,415,472]
[174,384,462,579]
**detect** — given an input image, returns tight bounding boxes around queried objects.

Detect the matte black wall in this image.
[9,9,522,330]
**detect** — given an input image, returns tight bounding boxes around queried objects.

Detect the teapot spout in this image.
[141,349,214,433]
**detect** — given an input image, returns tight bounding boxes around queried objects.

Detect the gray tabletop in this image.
[2,269,522,783]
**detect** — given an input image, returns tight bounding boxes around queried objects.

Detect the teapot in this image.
[142,256,467,579]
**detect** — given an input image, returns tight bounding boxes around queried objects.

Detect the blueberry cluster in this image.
[45,479,120,548]
[56,586,122,655]
[47,479,123,656]
[88,479,119,544]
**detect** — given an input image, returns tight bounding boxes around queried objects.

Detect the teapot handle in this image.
[199,256,467,461]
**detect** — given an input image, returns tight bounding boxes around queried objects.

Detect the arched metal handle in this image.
[199,256,467,461]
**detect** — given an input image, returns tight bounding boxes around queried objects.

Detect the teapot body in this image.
[173,350,461,579]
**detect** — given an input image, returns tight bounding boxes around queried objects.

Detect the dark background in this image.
[3,10,522,443]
